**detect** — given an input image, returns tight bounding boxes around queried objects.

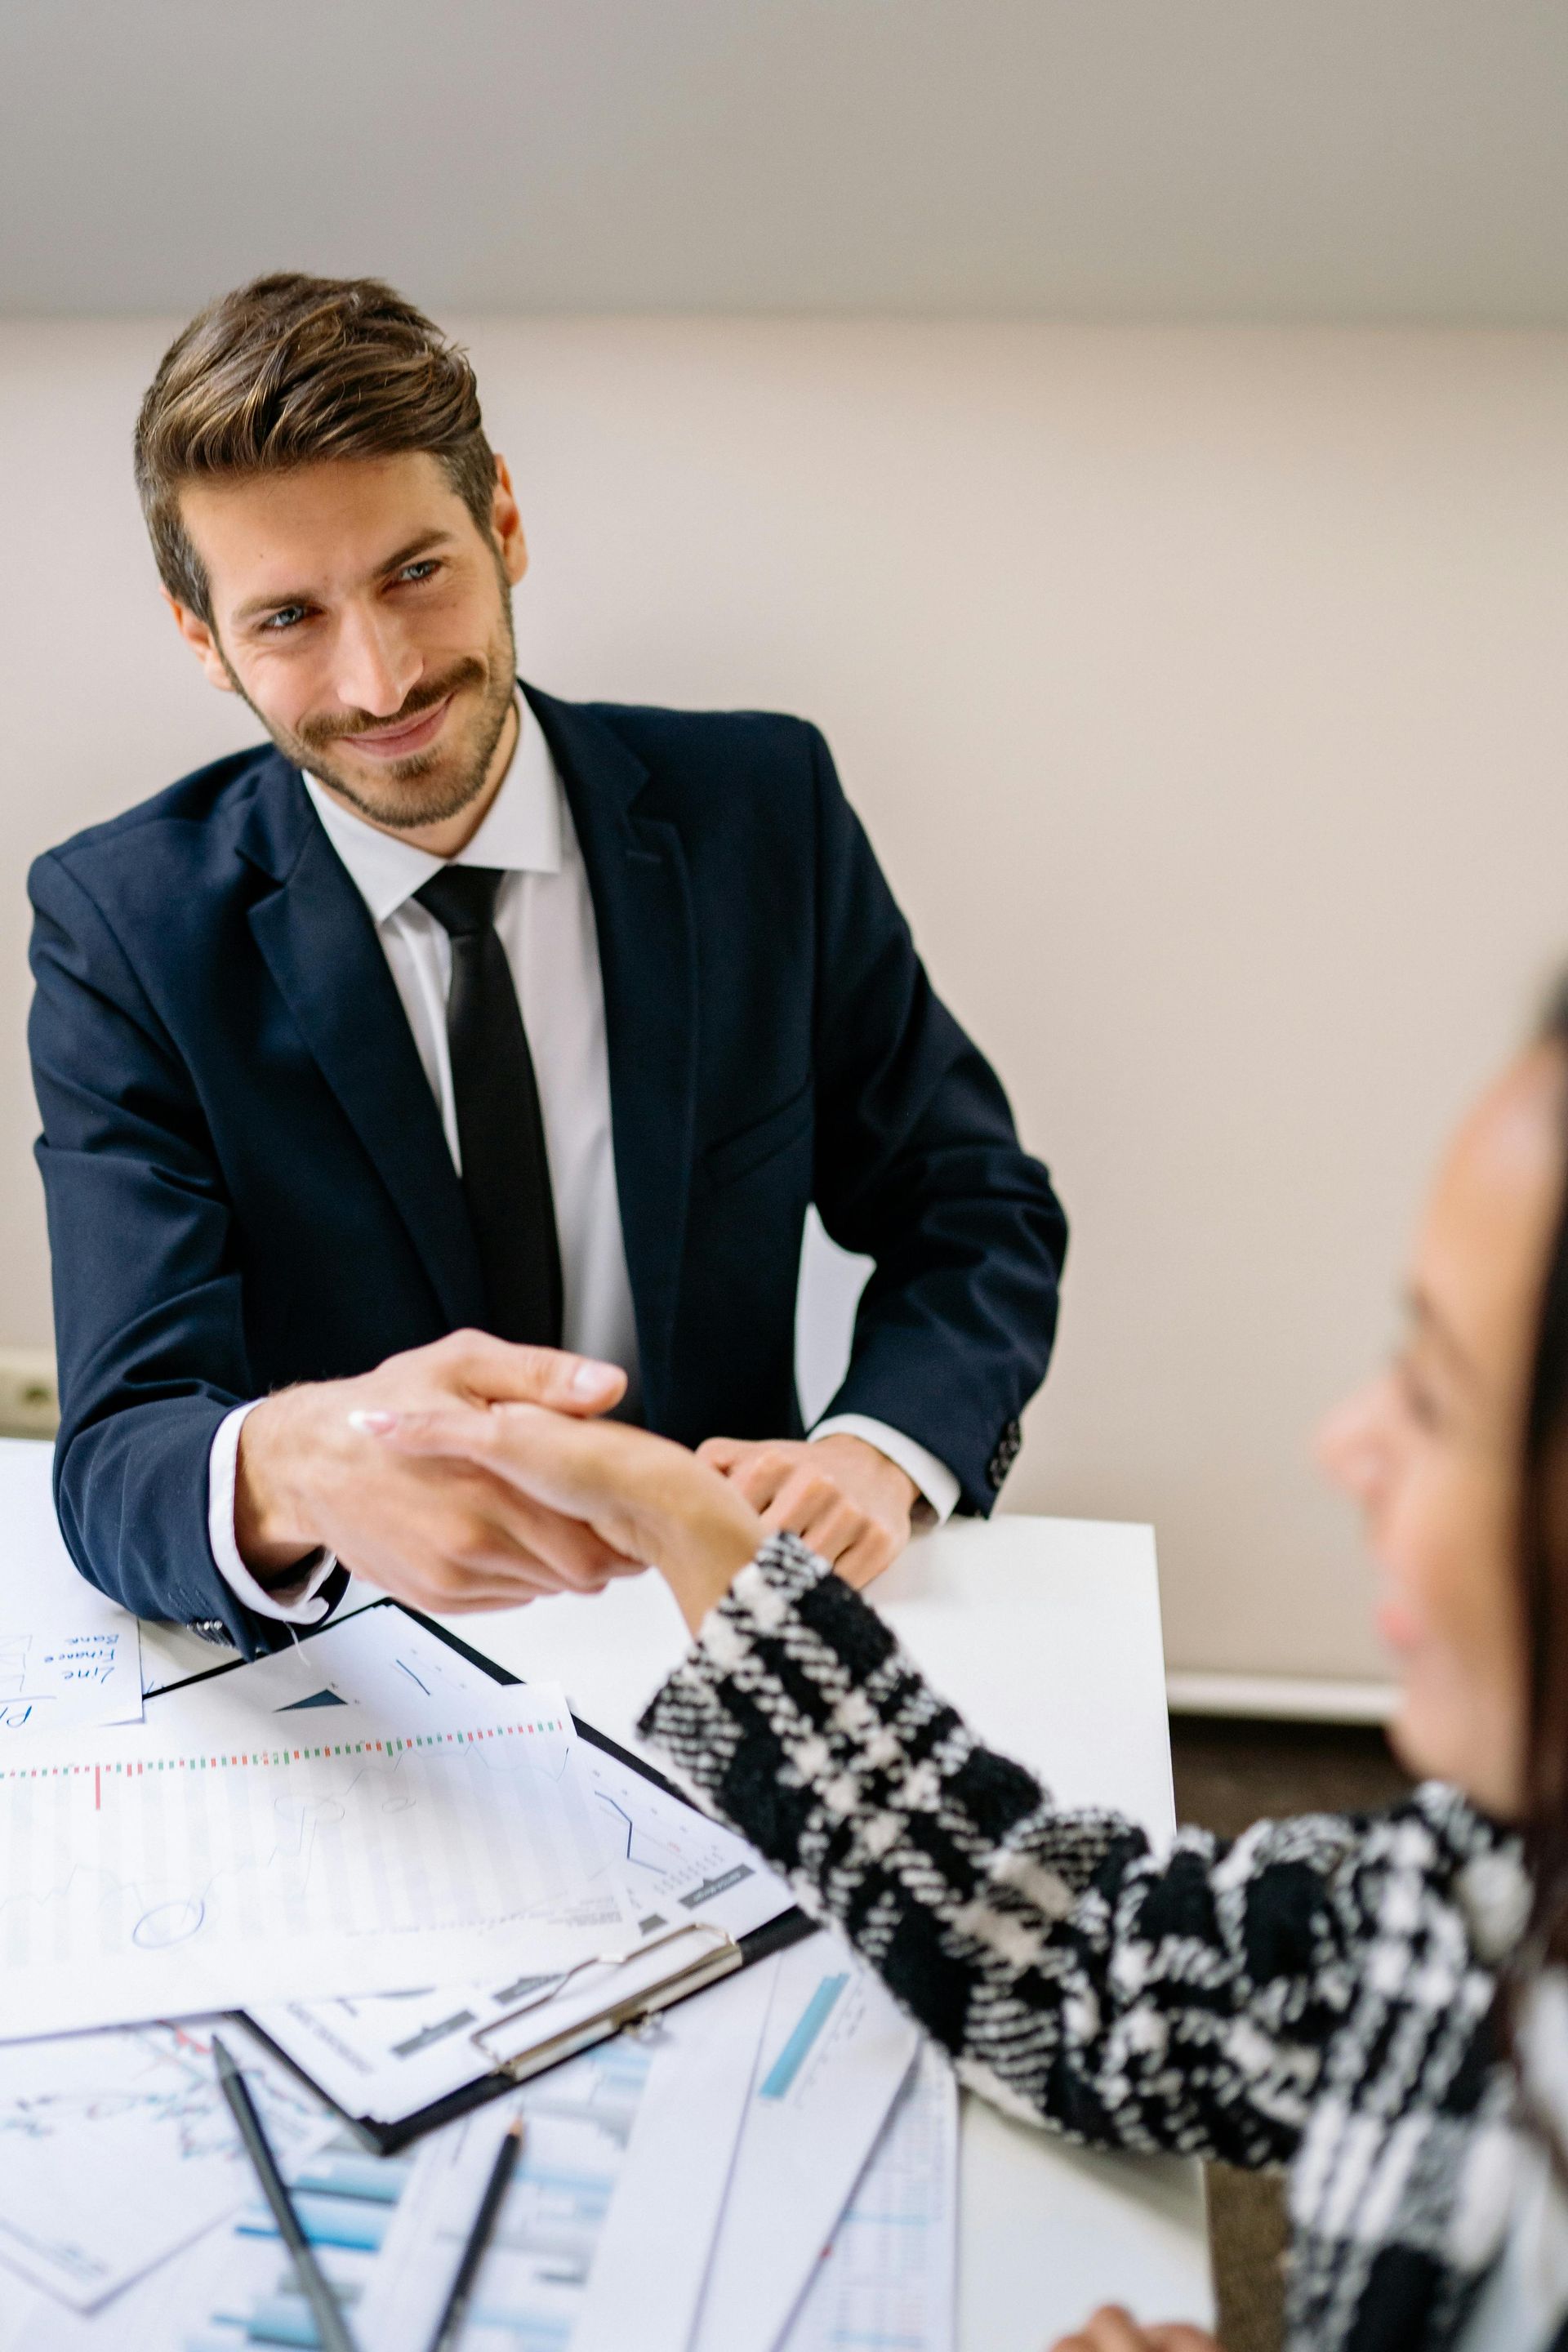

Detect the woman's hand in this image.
[1049,2310,1217,2352]
[355,1401,770,1632]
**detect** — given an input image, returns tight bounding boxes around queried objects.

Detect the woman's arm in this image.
[368,1404,1376,2167]
[639,1528,1374,2166]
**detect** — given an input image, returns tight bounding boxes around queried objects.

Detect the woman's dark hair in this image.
[1517,974,1568,1974]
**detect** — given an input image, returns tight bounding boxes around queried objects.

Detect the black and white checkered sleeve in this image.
[639,1535,1372,2166]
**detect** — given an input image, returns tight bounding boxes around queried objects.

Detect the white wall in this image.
[3,318,1567,1681]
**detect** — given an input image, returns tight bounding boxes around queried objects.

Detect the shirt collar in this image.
[302,693,563,925]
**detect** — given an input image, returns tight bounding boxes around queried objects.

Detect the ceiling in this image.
[3,0,1567,323]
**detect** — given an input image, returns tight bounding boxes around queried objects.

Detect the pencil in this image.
[427,2114,525,2352]
[212,2034,359,2352]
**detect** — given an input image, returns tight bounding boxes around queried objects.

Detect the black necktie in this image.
[414,865,564,1347]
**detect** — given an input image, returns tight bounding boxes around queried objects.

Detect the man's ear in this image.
[491,456,529,588]
[163,588,236,694]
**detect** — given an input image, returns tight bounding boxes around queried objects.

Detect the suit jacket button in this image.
[987,1419,1022,1492]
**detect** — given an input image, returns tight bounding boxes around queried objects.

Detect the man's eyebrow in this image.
[1406,1285,1481,1388]
[230,530,458,625]
[376,528,457,577]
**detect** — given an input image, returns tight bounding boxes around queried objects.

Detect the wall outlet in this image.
[0,1348,60,1440]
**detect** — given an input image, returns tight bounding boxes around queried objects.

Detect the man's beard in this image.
[223,599,519,832]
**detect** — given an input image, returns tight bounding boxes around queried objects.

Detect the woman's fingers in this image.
[1047,2314,1218,2352]
[351,1401,506,1457]
[352,1399,690,1558]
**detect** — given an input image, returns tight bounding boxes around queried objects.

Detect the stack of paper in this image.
[0,2018,333,2328]
[0,1615,631,2041]
[0,1604,958,2351]
[779,2040,959,2352]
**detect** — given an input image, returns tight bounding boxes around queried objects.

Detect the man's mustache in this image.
[296,660,488,749]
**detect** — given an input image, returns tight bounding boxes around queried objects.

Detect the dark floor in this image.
[1166,1717,1412,2352]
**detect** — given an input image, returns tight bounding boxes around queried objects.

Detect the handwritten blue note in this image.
[0,1624,143,1731]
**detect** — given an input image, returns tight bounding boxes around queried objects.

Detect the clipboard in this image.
[150,1597,813,2153]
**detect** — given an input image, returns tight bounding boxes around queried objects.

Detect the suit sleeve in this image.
[804,725,1067,1512]
[643,1535,1381,2168]
[27,849,332,1654]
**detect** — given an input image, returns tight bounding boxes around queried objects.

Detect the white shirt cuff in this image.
[809,1414,960,1525]
[207,1402,341,1625]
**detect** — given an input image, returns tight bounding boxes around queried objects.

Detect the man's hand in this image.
[234,1330,644,1615]
[1049,2309,1217,2352]
[363,1403,766,1635]
[694,1432,919,1588]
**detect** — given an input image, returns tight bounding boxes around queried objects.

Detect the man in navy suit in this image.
[29,274,1066,1655]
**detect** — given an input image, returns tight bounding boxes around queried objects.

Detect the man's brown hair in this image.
[134,273,497,624]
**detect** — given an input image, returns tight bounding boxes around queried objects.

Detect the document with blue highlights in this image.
[780,2038,958,2352]
[0,2016,333,2313]
[689,1930,920,2352]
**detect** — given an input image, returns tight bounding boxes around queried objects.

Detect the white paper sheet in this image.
[5,2123,428,2350]
[0,1680,626,2039]
[156,1604,515,1738]
[0,2016,333,2311]
[0,1624,142,1733]
[690,1931,921,2352]
[249,1732,795,2127]
[357,2035,658,2351]
[577,1737,798,1943]
[781,2038,959,2352]
[572,1959,778,2352]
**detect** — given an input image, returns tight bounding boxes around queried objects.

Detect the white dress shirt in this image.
[210,697,956,1625]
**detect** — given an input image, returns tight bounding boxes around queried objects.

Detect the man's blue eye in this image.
[264,607,307,631]
[401,561,439,583]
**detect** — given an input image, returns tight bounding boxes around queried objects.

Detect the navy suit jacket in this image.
[29,686,1067,1653]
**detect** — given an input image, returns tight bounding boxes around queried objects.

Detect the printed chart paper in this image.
[0,1686,625,2038]
[0,2017,332,2310]
[158,1604,516,1740]
[250,1732,796,2127]
[0,1624,142,1734]
[572,1960,778,2352]
[690,1931,920,2352]
[5,2128,423,2352]
[357,2037,657,2351]
[781,2039,959,2352]
[579,1739,797,1943]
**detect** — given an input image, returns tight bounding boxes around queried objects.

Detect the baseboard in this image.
[1165,1670,1397,1724]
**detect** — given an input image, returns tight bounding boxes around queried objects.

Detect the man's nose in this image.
[332,602,421,719]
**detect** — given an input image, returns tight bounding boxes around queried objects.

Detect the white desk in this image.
[0,1438,1214,2345]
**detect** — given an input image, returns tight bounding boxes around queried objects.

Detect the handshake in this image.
[233,1333,923,1632]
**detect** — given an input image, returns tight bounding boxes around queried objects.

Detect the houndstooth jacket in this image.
[639,1536,1540,2352]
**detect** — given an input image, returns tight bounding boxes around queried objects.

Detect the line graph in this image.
[583,1745,765,1935]
[0,2017,332,2310]
[0,1697,627,2037]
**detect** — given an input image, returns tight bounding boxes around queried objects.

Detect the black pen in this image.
[212,2034,359,2352]
[427,2114,525,2352]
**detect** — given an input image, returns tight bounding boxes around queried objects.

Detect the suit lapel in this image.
[526,686,697,1425]
[237,758,486,1330]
